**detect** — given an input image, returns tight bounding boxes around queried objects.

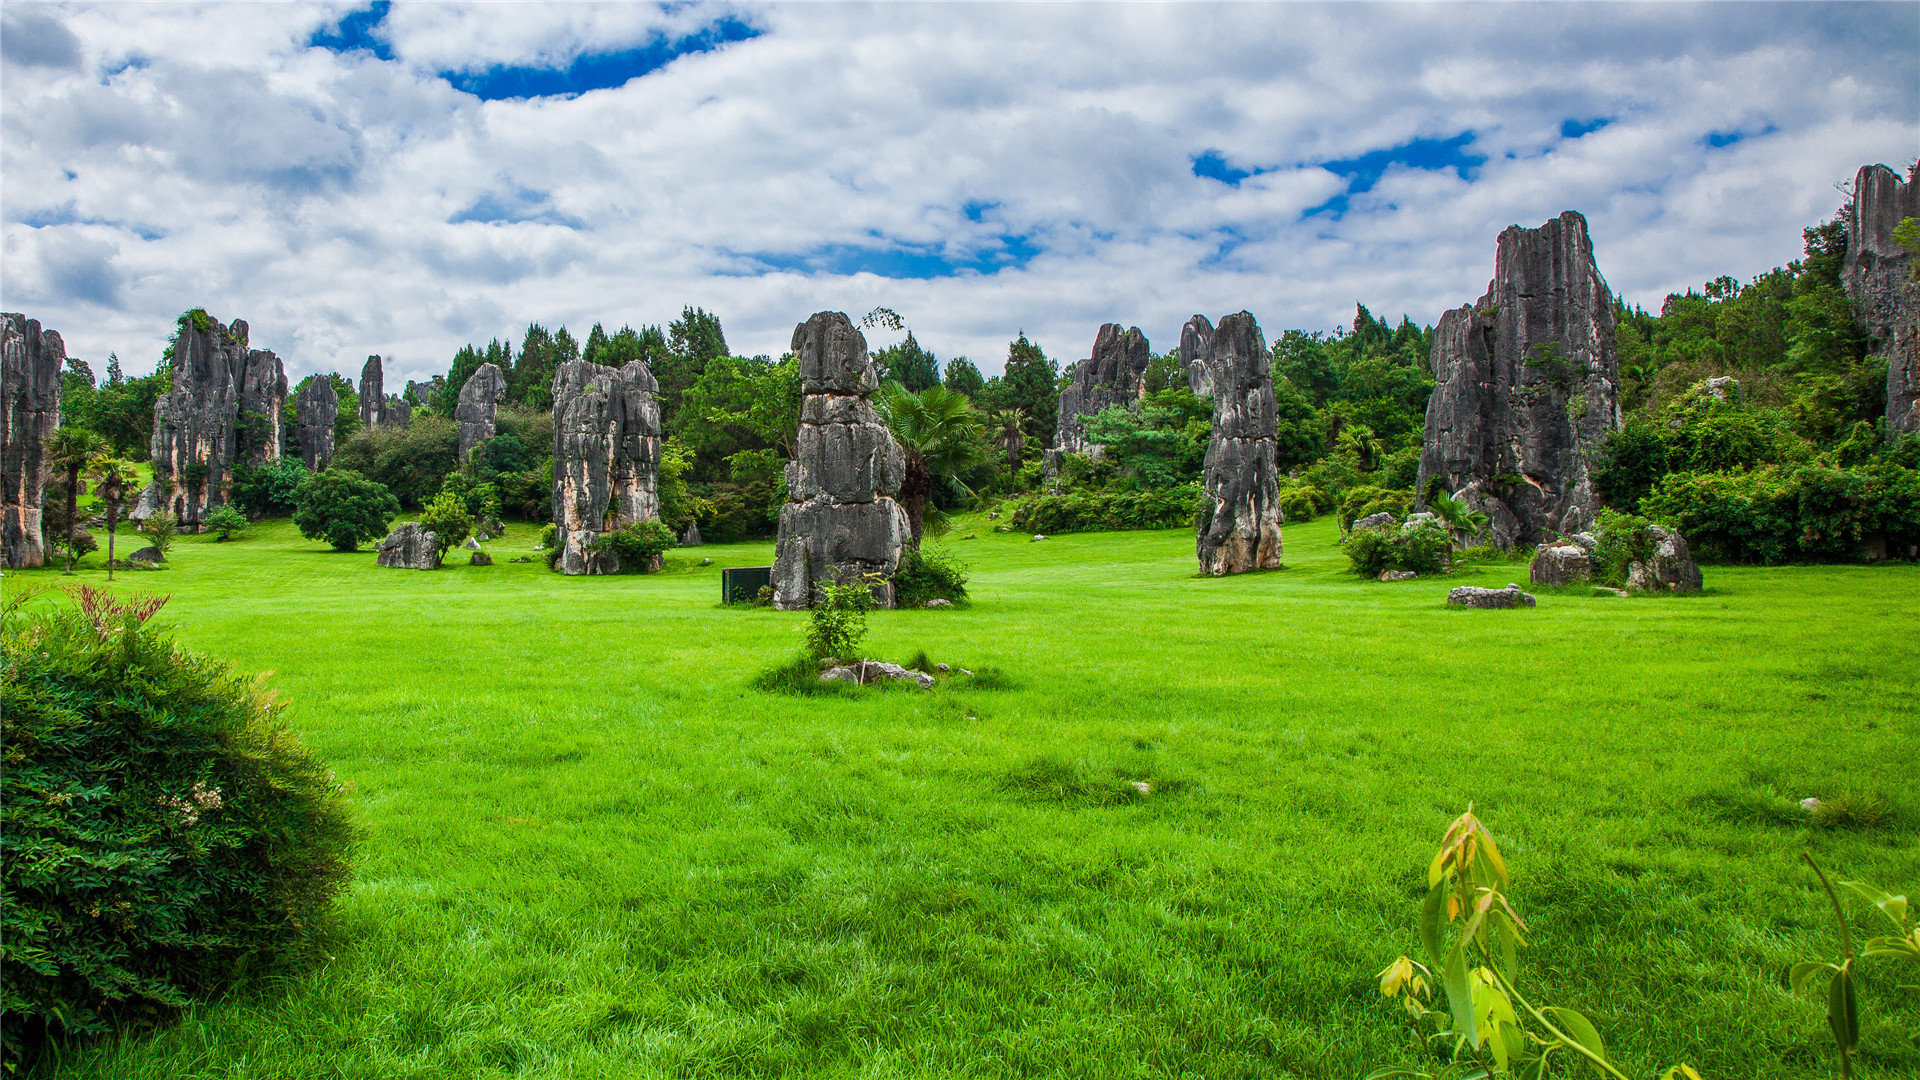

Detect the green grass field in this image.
[6,516,1917,1078]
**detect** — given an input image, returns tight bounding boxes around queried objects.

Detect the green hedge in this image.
[1006,484,1204,534]
[1642,462,1920,563]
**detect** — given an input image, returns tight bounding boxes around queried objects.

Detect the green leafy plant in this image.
[137,509,178,560]
[417,490,474,557]
[1343,518,1452,577]
[1590,509,1657,587]
[1423,480,1491,545]
[86,456,137,580]
[892,547,969,607]
[806,576,878,662]
[230,459,309,519]
[205,504,251,542]
[587,520,676,573]
[292,470,400,552]
[1791,853,1920,1080]
[1338,486,1414,531]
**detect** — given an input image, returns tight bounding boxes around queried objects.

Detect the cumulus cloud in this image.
[1,1,1914,386]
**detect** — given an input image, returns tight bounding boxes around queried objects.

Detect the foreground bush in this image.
[589,520,677,572]
[0,589,354,1065]
[1342,516,1451,576]
[1006,483,1202,534]
[1642,462,1920,562]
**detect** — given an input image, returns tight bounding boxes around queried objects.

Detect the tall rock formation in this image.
[2,314,65,567]
[1054,324,1151,455]
[294,377,339,470]
[358,356,385,429]
[1195,312,1284,574]
[143,315,287,527]
[455,363,507,461]
[772,312,909,610]
[1416,211,1622,547]
[550,359,662,574]
[385,394,412,427]
[1843,164,1920,432]
[1180,314,1215,397]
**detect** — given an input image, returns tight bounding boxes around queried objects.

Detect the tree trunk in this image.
[63,466,80,574]
[901,458,931,552]
[104,499,117,582]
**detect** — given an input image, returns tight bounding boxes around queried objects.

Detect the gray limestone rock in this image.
[469,551,493,567]
[1416,211,1622,548]
[1180,314,1215,397]
[819,661,935,688]
[375,522,439,569]
[1378,570,1417,582]
[1352,512,1397,531]
[1055,323,1151,455]
[1196,312,1284,575]
[358,356,385,429]
[1625,525,1702,593]
[1701,376,1738,401]
[385,395,412,427]
[455,362,506,461]
[680,521,703,546]
[1843,164,1920,432]
[2,314,64,568]
[127,546,164,565]
[773,312,909,609]
[1447,583,1537,609]
[294,377,338,471]
[551,358,662,575]
[1529,542,1593,586]
[406,376,445,412]
[142,315,286,529]
[463,535,481,550]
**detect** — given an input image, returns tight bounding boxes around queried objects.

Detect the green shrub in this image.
[417,490,473,557]
[292,470,399,552]
[1341,517,1451,576]
[136,510,177,559]
[589,520,677,573]
[1642,462,1920,563]
[0,588,354,1064]
[893,547,969,606]
[229,460,308,519]
[1591,508,1656,586]
[537,523,558,550]
[1006,483,1202,534]
[1276,481,1330,523]
[1336,485,1412,530]
[204,504,250,542]
[806,577,875,661]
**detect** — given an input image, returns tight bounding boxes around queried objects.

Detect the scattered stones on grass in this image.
[1447,583,1537,608]
[455,362,507,461]
[2,313,64,567]
[925,598,952,608]
[1352,512,1397,531]
[1801,797,1823,812]
[1130,781,1153,796]
[294,376,338,470]
[1416,211,1622,547]
[1591,586,1628,597]
[463,536,481,549]
[1843,164,1919,432]
[1195,311,1285,575]
[375,522,439,569]
[469,551,493,566]
[138,314,288,528]
[551,357,663,575]
[509,555,532,563]
[1055,323,1151,457]
[1031,534,1046,541]
[1379,570,1417,581]
[1529,542,1593,586]
[1625,525,1703,593]
[127,546,164,566]
[819,661,935,688]
[700,557,712,566]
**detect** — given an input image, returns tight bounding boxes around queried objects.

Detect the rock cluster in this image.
[680,522,703,547]
[550,358,662,575]
[1352,511,1397,531]
[2,313,65,567]
[1055,323,1151,456]
[375,522,439,569]
[772,312,909,609]
[820,661,935,688]
[1626,525,1703,593]
[1195,312,1284,574]
[1529,541,1593,586]
[1842,164,1920,432]
[455,362,507,461]
[1447,583,1537,609]
[1179,314,1215,396]
[1416,211,1622,547]
[141,316,286,526]
[294,377,339,470]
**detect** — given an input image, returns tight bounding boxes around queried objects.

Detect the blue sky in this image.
[2,2,1915,384]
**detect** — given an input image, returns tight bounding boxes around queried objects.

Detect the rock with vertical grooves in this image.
[1054,323,1151,456]
[1195,311,1284,574]
[2,313,65,567]
[140,315,286,528]
[375,522,439,569]
[772,312,909,609]
[1180,314,1214,397]
[680,521,702,547]
[385,395,411,427]
[455,363,506,461]
[358,355,385,429]
[1528,542,1592,586]
[1843,164,1920,432]
[1416,211,1622,548]
[1625,525,1703,593]
[550,358,662,575]
[294,377,339,470]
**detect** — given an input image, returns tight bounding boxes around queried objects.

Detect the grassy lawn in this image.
[6,515,1917,1078]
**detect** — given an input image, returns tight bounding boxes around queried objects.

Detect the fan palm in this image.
[43,427,105,573]
[1423,482,1491,547]
[875,382,988,550]
[88,456,137,581]
[985,407,1028,477]
[1337,425,1381,472]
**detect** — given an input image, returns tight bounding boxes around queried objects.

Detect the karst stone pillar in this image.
[1180,314,1215,397]
[1053,323,1151,457]
[1196,311,1284,574]
[456,362,507,461]
[1415,211,1622,547]
[1,314,65,567]
[771,312,909,610]
[550,359,662,574]
[294,377,339,470]
[142,315,284,528]
[1843,164,1920,433]
[358,355,385,429]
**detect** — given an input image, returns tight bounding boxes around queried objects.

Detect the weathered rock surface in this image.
[406,376,445,412]
[680,522,702,546]
[1447,583,1537,609]
[375,522,439,569]
[1701,376,1738,401]
[2,314,64,567]
[294,377,338,470]
[1625,525,1702,593]
[1055,323,1151,455]
[1843,164,1920,432]
[551,358,662,575]
[1416,211,1622,547]
[385,395,412,427]
[359,355,385,429]
[1196,312,1284,575]
[1352,512,1397,531]
[1529,541,1593,586]
[463,535,481,549]
[773,312,909,609]
[455,362,506,461]
[142,316,286,527]
[127,546,164,565]
[1378,570,1417,582]
[820,661,935,688]
[469,551,493,567]
[1180,314,1215,397]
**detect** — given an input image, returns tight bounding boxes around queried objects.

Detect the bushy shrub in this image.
[893,547,968,606]
[229,459,308,519]
[292,470,399,552]
[807,577,875,661]
[1276,481,1331,523]
[1342,517,1451,576]
[417,490,473,557]
[136,510,178,559]
[204,504,250,542]
[589,520,677,572]
[1336,485,1413,530]
[1006,483,1203,534]
[1590,508,1656,586]
[1,589,353,1062]
[1642,462,1920,563]
[329,415,460,510]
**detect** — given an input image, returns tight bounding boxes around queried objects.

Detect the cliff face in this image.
[1055,324,1151,456]
[1195,312,1283,574]
[1843,164,1920,432]
[1416,211,1622,547]
[551,359,662,574]
[143,316,285,526]
[2,314,65,567]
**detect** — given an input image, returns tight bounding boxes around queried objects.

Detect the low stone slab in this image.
[819,661,935,688]
[127,546,164,565]
[1447,583,1537,609]
[1378,570,1416,581]
[1529,542,1592,586]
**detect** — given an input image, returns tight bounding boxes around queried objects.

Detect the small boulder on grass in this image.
[1447,583,1536,609]
[819,661,935,688]
[469,551,493,567]
[127,546,164,566]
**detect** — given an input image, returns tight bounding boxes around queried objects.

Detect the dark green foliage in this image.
[1341,518,1452,576]
[229,460,309,519]
[292,471,399,552]
[996,334,1058,448]
[1082,389,1210,489]
[0,589,353,1063]
[330,415,460,510]
[204,505,250,542]
[589,520,677,572]
[57,359,168,461]
[1336,486,1412,530]
[892,547,968,607]
[1006,484,1203,534]
[1276,481,1331,523]
[874,331,940,392]
[417,491,473,557]
[1643,462,1920,563]
[1590,509,1657,586]
[941,357,985,399]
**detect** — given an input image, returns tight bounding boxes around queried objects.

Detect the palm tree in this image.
[875,382,988,550]
[985,407,1028,478]
[1423,479,1491,548]
[88,456,136,581]
[44,428,105,573]
[1337,425,1381,472]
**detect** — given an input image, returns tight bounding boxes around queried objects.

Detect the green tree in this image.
[44,427,105,573]
[417,490,473,557]
[999,333,1059,448]
[137,510,178,561]
[875,382,988,549]
[293,470,399,552]
[986,406,1028,477]
[87,456,137,579]
[204,504,250,542]
[875,331,940,391]
[942,357,985,399]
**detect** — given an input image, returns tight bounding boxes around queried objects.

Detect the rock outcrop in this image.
[407,376,445,412]
[680,522,702,547]
[1447,583,1537,609]
[455,362,507,461]
[1055,323,1151,455]
[142,315,286,527]
[1625,525,1703,593]
[820,660,935,688]
[550,358,662,575]
[1180,314,1215,397]
[1843,164,1920,432]
[772,312,909,609]
[1416,211,1622,548]
[294,377,339,470]
[1529,541,1592,586]
[375,522,439,569]
[1352,512,1397,531]
[358,355,385,429]
[1195,311,1284,574]
[2,314,65,567]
